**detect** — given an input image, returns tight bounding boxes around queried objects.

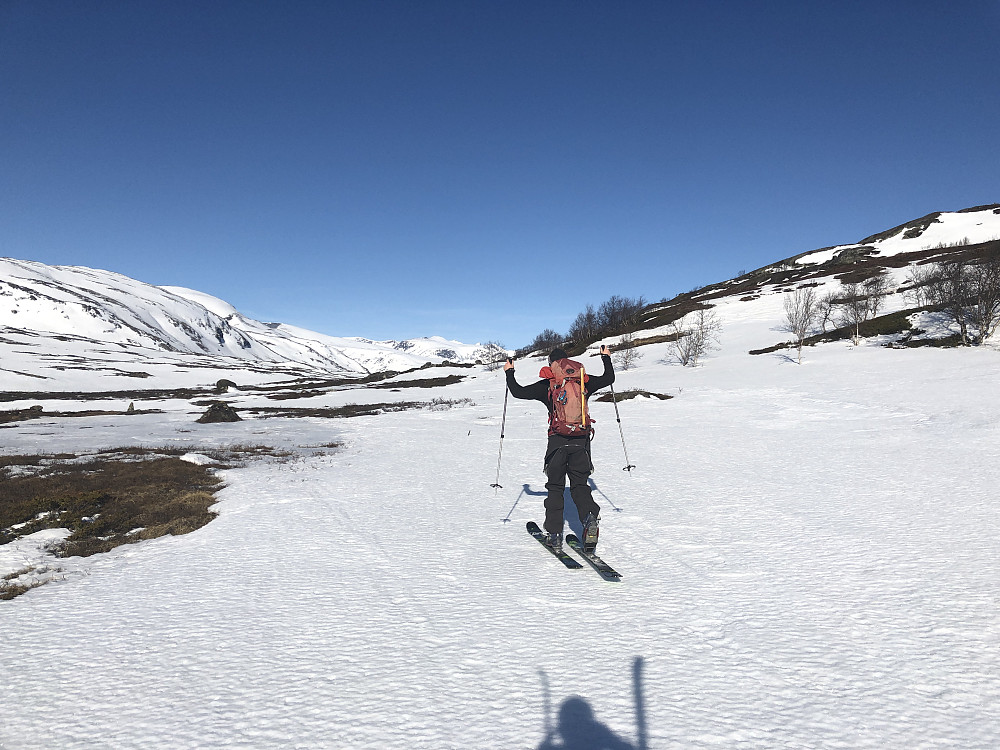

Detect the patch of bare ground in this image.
[0,444,295,599]
[595,389,673,403]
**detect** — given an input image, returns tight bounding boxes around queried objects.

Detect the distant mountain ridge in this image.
[3,204,999,391]
[0,258,480,391]
[629,204,1000,337]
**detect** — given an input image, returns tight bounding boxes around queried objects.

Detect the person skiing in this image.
[504,344,615,553]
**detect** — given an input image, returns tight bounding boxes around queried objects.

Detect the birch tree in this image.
[781,287,819,363]
[668,309,722,366]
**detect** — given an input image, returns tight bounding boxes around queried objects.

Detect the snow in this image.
[179,452,216,466]
[794,245,851,265]
[0,258,483,392]
[3,303,1000,748]
[789,207,1000,267]
[872,209,1000,256]
[160,286,243,319]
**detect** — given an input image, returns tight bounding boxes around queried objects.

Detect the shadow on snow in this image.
[536,657,649,750]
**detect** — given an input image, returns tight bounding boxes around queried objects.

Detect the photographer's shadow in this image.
[537,696,635,750]
[537,657,647,750]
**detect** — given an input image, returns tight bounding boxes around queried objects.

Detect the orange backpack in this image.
[540,357,594,437]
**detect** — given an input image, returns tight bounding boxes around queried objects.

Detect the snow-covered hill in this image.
[2,206,999,748]
[0,258,481,391]
[623,204,1000,353]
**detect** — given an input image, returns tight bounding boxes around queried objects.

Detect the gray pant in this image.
[543,435,600,535]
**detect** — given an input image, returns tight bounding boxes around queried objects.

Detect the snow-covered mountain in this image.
[627,203,1000,348]
[0,258,481,391]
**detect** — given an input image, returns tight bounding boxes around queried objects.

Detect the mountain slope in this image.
[630,204,1000,347]
[0,258,480,390]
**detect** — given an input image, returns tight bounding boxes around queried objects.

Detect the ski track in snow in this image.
[2,345,1000,749]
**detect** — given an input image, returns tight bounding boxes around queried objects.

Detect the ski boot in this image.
[582,513,600,554]
[545,531,563,553]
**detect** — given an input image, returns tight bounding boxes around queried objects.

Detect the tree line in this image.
[476,292,725,371]
[781,252,1000,363]
[474,295,648,371]
[519,295,649,356]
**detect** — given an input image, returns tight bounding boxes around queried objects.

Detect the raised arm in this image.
[586,345,616,393]
[504,359,549,402]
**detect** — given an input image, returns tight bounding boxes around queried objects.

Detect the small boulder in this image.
[196,401,242,423]
[215,379,239,394]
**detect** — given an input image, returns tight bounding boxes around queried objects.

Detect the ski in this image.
[566,534,622,581]
[526,521,583,569]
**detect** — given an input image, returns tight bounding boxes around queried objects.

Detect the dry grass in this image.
[1,455,224,560]
[595,389,673,403]
[248,401,424,419]
[0,407,163,424]
[1,567,44,600]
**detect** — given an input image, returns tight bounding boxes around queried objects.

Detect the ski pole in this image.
[609,382,636,471]
[490,361,511,490]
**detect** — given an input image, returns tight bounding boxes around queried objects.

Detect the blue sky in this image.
[2,1,998,347]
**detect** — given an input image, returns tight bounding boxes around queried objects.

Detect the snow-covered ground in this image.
[2,289,999,748]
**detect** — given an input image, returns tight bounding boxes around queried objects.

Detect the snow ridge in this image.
[1,258,480,390]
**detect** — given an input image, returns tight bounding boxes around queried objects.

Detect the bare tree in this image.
[597,295,647,333]
[526,328,565,354]
[925,261,974,344]
[925,255,1000,344]
[476,340,509,371]
[903,264,937,307]
[781,287,819,364]
[836,283,868,345]
[817,291,839,333]
[967,254,1000,343]
[612,331,643,371]
[668,309,722,366]
[837,274,890,345]
[568,304,600,343]
[864,273,891,318]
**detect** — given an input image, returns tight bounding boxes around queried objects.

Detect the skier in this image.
[504,345,615,553]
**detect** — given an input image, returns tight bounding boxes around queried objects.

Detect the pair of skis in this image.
[526,521,622,581]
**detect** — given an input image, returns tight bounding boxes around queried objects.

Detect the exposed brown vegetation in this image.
[1,454,225,562]
[0,407,163,424]
[595,389,672,403]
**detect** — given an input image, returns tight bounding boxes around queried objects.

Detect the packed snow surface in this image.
[2,330,999,748]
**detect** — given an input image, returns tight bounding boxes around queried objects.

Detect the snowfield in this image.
[3,315,999,748]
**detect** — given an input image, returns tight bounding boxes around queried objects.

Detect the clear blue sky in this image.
[2,1,998,347]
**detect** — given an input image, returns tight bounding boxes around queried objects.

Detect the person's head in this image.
[548,347,568,363]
